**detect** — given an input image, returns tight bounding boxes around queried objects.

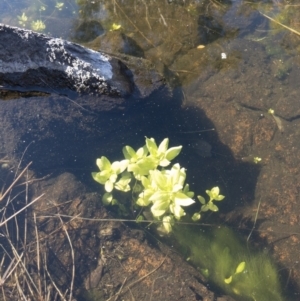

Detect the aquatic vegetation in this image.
[31,20,46,32]
[173,226,285,301]
[92,137,224,233]
[110,23,122,31]
[55,2,64,11]
[17,13,28,27]
[253,157,261,164]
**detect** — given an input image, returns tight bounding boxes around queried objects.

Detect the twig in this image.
[247,197,262,244]
[114,0,156,48]
[113,276,127,301]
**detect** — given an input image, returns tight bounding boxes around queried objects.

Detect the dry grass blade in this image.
[0,162,32,202]
[106,253,168,301]
[57,215,75,301]
[259,11,300,36]
[0,193,44,228]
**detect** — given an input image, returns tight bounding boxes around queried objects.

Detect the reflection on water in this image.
[2,0,300,300]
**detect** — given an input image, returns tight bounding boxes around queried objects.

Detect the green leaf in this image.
[138,189,154,206]
[208,202,219,212]
[183,184,194,198]
[170,203,185,219]
[136,145,148,157]
[192,213,201,221]
[136,195,151,206]
[162,215,173,233]
[111,159,128,174]
[122,145,136,160]
[158,158,171,167]
[235,262,246,274]
[105,180,114,192]
[141,176,150,189]
[141,156,158,170]
[102,192,114,205]
[224,276,232,284]
[96,156,111,171]
[214,194,225,201]
[206,186,221,200]
[145,137,157,155]
[201,204,209,212]
[197,195,206,205]
[158,138,169,153]
[151,199,169,217]
[151,170,167,190]
[136,215,144,222]
[165,146,182,161]
[149,191,170,203]
[91,172,107,185]
[174,192,195,206]
[115,174,131,192]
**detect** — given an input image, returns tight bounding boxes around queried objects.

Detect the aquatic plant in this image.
[174,226,284,301]
[31,20,46,31]
[92,137,224,233]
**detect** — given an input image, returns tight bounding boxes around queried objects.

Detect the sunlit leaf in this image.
[183,184,194,198]
[102,192,114,205]
[151,199,169,217]
[172,183,183,193]
[170,203,185,219]
[151,170,167,189]
[208,186,220,199]
[174,193,195,206]
[162,215,173,233]
[235,262,246,274]
[159,158,170,167]
[158,138,169,153]
[111,159,128,174]
[136,195,151,206]
[110,23,121,31]
[197,195,206,205]
[214,194,225,201]
[201,204,209,212]
[145,137,157,155]
[149,191,170,203]
[192,213,201,221]
[105,180,114,192]
[165,145,182,161]
[97,156,111,171]
[122,145,136,160]
[91,172,106,184]
[115,174,131,192]
[136,145,148,157]
[224,276,232,284]
[208,202,219,212]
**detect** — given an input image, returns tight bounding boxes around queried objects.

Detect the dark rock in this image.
[72,20,105,43]
[0,24,164,100]
[0,24,178,174]
[86,31,145,58]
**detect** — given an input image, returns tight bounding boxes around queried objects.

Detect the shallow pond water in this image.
[1,0,300,300]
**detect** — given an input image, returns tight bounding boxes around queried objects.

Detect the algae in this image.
[173,226,285,301]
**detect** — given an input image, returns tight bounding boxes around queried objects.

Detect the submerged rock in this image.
[0,24,176,172]
[0,24,166,100]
